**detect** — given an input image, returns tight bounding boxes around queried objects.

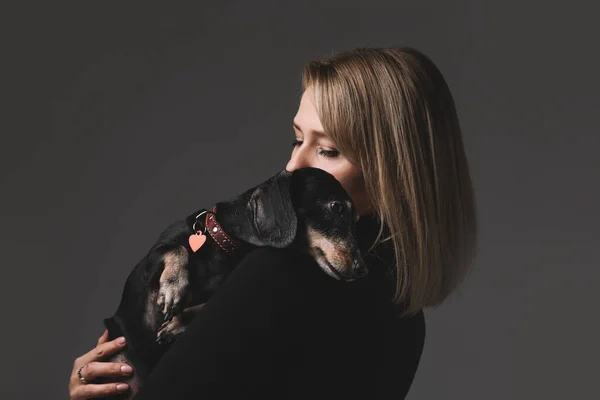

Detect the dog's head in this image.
[288,167,368,281]
[219,167,368,281]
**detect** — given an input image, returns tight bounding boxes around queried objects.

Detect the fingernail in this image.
[117,336,126,345]
[121,365,133,373]
[117,383,129,391]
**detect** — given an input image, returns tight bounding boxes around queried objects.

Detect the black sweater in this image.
[133,215,426,399]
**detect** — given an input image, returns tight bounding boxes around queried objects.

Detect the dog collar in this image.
[189,205,239,256]
[204,205,239,256]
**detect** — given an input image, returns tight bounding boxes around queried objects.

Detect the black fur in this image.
[96,167,367,398]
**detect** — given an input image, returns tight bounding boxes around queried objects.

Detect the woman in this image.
[69,46,477,399]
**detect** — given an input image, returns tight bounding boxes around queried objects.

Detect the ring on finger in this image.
[77,364,89,384]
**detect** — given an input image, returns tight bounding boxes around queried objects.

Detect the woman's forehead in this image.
[293,91,327,136]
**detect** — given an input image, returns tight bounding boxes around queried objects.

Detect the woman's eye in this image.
[292,138,339,159]
[330,201,345,214]
[319,149,339,159]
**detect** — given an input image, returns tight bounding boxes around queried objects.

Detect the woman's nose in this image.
[285,149,309,172]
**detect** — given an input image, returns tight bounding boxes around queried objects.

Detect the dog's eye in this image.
[330,201,345,214]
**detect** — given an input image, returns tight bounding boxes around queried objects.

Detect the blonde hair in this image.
[302,46,478,316]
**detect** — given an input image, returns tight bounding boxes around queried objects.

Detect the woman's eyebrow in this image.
[293,121,327,137]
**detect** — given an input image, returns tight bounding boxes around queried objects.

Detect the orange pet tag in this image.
[189,231,207,252]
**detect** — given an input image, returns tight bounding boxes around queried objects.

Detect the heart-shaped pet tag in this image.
[189,232,207,252]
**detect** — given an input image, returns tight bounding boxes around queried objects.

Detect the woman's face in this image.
[286,87,372,216]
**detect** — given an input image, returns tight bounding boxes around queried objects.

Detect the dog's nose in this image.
[352,260,369,278]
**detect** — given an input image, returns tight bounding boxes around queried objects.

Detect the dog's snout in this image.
[352,259,368,278]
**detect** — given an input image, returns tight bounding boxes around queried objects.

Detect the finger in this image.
[79,361,134,382]
[97,329,109,345]
[72,382,129,399]
[76,336,127,366]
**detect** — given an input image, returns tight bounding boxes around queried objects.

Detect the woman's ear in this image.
[242,170,298,248]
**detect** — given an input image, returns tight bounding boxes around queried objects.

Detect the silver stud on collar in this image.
[212,227,218,233]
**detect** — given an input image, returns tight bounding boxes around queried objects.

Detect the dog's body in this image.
[97,168,368,398]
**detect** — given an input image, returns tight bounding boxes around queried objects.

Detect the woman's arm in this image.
[132,246,339,399]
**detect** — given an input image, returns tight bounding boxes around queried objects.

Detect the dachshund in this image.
[96,167,368,398]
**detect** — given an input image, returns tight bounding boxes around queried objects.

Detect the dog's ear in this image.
[243,170,297,248]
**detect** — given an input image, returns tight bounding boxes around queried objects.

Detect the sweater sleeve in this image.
[132,246,342,399]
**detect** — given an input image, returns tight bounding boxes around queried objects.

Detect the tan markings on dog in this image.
[144,291,159,329]
[306,227,353,279]
[157,246,190,316]
[156,303,206,341]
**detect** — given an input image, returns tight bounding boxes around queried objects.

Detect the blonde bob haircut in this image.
[301,46,478,316]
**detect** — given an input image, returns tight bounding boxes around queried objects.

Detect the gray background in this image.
[1,1,598,399]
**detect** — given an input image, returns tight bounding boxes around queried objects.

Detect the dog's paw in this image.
[156,246,190,322]
[156,315,186,345]
[157,276,189,322]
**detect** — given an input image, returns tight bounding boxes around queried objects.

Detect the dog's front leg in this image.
[157,245,191,322]
[156,303,205,344]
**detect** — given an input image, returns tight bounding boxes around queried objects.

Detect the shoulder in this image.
[237,246,310,269]
[237,246,318,271]
[231,246,341,292]
[208,247,344,315]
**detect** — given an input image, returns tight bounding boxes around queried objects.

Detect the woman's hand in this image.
[69,329,134,399]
